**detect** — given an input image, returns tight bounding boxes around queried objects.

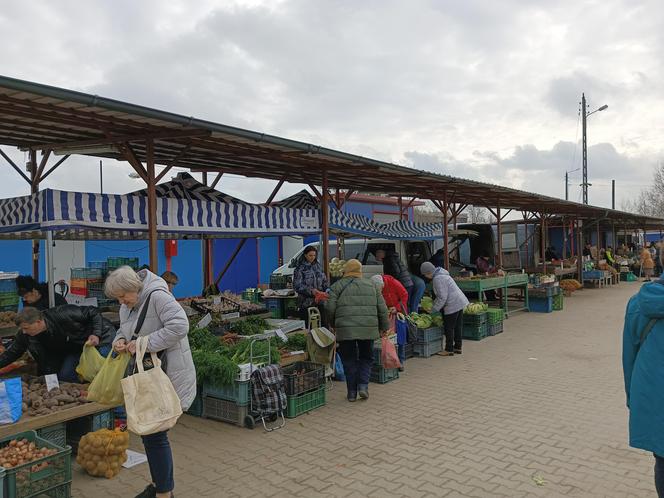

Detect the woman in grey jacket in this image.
[105,266,195,498]
[421,262,469,356]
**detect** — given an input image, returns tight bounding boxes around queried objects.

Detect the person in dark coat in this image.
[16,275,67,310]
[293,246,330,327]
[327,260,389,402]
[375,249,425,311]
[0,305,114,382]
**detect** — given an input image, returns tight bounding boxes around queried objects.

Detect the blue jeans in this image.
[408,275,426,313]
[58,344,112,383]
[656,454,664,497]
[337,340,374,395]
[142,431,174,493]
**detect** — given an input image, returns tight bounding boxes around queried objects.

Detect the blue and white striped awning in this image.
[328,208,443,240]
[0,189,320,239]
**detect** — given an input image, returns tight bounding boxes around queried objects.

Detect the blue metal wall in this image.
[212,238,259,293]
[0,240,45,278]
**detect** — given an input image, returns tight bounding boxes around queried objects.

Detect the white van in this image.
[271,238,434,281]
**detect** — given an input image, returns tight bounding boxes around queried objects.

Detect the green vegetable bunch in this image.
[228,316,269,336]
[283,333,307,352]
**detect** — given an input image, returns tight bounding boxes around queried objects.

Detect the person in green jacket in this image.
[327,259,389,402]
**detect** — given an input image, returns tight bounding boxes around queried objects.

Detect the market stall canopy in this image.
[0,74,662,228]
[133,172,246,203]
[0,187,320,240]
[328,208,444,240]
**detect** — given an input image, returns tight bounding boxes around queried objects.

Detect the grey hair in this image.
[15,307,43,326]
[104,266,143,298]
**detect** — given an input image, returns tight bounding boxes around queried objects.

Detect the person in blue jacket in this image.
[623,279,664,496]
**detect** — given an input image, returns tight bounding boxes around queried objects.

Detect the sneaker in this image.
[347,391,357,402]
[398,366,405,372]
[358,385,369,400]
[453,349,462,355]
[135,485,156,498]
[437,351,454,357]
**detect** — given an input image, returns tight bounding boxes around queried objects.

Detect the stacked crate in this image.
[371,337,401,383]
[282,362,326,418]
[202,379,251,427]
[412,326,444,357]
[486,308,505,336]
[70,267,105,297]
[0,273,19,312]
[462,312,488,341]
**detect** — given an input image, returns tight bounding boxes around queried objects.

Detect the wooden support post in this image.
[322,172,330,278]
[29,150,39,279]
[497,205,503,268]
[398,197,404,221]
[576,218,583,279]
[211,172,223,189]
[265,178,286,205]
[596,222,601,254]
[146,139,158,272]
[443,194,450,270]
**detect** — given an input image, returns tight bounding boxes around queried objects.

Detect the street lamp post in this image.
[565,167,581,201]
[580,93,608,205]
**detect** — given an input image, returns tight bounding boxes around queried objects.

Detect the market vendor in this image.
[583,243,593,259]
[0,305,115,382]
[375,249,425,314]
[605,246,616,266]
[293,246,330,327]
[475,251,500,302]
[160,271,179,293]
[545,246,560,261]
[16,275,67,310]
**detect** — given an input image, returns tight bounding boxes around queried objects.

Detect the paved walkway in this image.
[73,282,655,497]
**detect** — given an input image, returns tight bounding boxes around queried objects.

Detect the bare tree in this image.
[467,205,492,223]
[626,163,664,216]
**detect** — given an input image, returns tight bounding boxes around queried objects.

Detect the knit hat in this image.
[370,274,384,288]
[344,259,362,278]
[420,261,436,275]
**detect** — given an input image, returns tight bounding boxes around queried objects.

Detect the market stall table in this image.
[454,274,529,316]
[0,401,118,439]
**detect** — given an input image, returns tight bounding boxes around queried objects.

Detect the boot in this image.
[358,384,369,400]
[135,485,156,498]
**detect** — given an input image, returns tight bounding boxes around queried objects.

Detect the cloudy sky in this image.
[0,0,662,209]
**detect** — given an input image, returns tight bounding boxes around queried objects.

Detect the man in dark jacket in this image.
[16,275,67,311]
[0,305,115,382]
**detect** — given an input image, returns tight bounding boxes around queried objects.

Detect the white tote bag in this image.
[121,336,183,436]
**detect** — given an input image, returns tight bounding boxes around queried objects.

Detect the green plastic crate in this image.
[186,389,204,417]
[463,312,487,325]
[0,430,71,498]
[463,322,488,341]
[370,366,400,384]
[553,292,564,311]
[37,424,66,449]
[286,386,326,418]
[202,380,250,406]
[486,307,504,324]
[202,396,248,427]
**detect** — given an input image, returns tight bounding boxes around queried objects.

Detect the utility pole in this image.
[99,160,103,194]
[611,179,615,210]
[581,93,589,205]
[565,171,569,201]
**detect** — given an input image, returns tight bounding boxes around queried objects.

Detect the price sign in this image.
[197,313,212,328]
[45,374,60,392]
[275,328,288,342]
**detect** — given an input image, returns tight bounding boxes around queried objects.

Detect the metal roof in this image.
[0,74,659,228]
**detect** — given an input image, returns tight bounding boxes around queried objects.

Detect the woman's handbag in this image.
[121,336,182,436]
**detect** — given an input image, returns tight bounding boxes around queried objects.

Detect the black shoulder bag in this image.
[125,290,167,375]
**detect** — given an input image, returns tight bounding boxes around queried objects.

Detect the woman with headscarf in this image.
[327,260,389,402]
[293,246,329,327]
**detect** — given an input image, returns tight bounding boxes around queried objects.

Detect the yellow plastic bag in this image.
[87,351,130,405]
[76,345,105,382]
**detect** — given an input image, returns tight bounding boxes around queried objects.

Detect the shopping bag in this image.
[381,336,401,369]
[87,350,130,405]
[76,344,106,382]
[395,313,408,345]
[0,377,22,425]
[334,353,345,381]
[406,317,418,343]
[76,428,130,479]
[388,312,397,335]
[121,336,182,436]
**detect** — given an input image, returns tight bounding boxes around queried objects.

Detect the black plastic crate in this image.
[282,361,325,396]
